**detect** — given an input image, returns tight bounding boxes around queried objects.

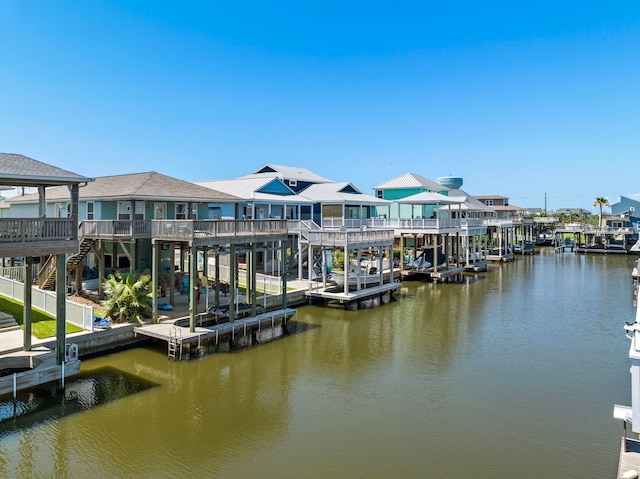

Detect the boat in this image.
[536,231,554,246]
[332,265,380,288]
[513,240,535,254]
[412,247,446,272]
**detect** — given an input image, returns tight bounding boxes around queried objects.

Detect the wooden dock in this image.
[462,261,487,272]
[430,267,464,283]
[617,437,640,478]
[401,266,465,282]
[133,308,297,359]
[305,282,401,309]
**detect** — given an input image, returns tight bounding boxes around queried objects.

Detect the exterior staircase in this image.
[38,237,94,290]
[0,311,20,332]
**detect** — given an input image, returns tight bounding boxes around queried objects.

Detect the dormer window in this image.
[288,179,298,187]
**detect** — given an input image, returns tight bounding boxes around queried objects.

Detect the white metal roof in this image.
[245,164,333,183]
[196,177,313,204]
[300,182,391,205]
[395,191,465,205]
[373,172,445,191]
[442,189,495,212]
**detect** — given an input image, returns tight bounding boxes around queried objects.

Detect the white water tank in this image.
[437,176,463,189]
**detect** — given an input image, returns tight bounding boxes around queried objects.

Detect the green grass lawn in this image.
[0,296,83,339]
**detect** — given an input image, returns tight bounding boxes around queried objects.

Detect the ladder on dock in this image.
[168,327,182,360]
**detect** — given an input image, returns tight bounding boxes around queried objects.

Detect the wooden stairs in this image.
[39,237,95,290]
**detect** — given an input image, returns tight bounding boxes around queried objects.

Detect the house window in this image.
[175,203,187,220]
[54,202,68,218]
[485,199,494,206]
[209,207,221,219]
[87,202,94,220]
[134,202,145,220]
[322,205,342,218]
[376,190,383,199]
[117,201,131,220]
[288,179,298,187]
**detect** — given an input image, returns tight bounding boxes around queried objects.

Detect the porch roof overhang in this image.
[395,192,465,205]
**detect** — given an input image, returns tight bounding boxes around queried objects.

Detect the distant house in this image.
[297,181,390,227]
[611,196,640,232]
[373,173,451,220]
[473,195,525,219]
[245,163,333,193]
[200,164,389,228]
[196,175,313,221]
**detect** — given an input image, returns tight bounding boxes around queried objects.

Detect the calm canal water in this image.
[0,248,635,478]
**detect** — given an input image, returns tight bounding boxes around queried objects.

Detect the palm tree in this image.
[593,197,610,228]
[101,271,152,323]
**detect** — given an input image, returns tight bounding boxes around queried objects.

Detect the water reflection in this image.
[0,251,636,478]
[0,367,157,434]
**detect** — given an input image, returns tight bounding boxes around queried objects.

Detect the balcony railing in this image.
[80,220,152,239]
[152,219,288,242]
[0,218,74,244]
[306,228,395,247]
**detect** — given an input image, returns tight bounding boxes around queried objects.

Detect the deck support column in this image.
[55,253,66,366]
[98,240,105,299]
[169,243,175,307]
[23,257,33,351]
[343,245,349,295]
[229,244,236,323]
[250,243,257,317]
[189,244,197,333]
[214,249,220,307]
[202,247,208,311]
[281,239,288,310]
[433,234,438,274]
[152,241,159,323]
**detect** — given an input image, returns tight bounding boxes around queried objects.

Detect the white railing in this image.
[483,218,516,227]
[0,265,39,283]
[215,266,283,295]
[0,276,94,331]
[306,228,395,247]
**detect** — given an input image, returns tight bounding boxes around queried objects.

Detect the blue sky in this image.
[1,1,638,212]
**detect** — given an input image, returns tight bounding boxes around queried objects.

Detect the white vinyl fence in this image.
[0,275,95,331]
[215,266,283,295]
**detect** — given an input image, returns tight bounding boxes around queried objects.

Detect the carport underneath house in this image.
[149,219,290,332]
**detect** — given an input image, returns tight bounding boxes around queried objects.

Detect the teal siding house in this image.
[7,171,239,289]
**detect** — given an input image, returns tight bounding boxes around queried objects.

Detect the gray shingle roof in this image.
[8,171,240,203]
[0,153,93,185]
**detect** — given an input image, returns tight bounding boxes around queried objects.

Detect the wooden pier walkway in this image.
[305,282,401,304]
[134,307,297,359]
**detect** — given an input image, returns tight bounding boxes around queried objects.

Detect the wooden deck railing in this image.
[151,219,288,242]
[306,228,395,248]
[80,220,152,239]
[0,218,74,243]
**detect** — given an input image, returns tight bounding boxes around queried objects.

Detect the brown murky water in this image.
[0,249,634,478]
